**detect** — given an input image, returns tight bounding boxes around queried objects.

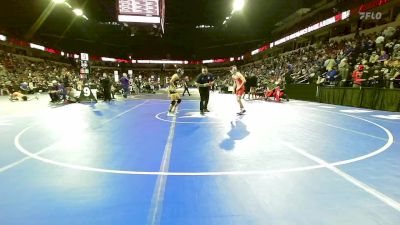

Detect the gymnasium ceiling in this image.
[1,0,319,59]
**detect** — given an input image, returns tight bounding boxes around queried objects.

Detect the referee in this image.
[100,73,111,101]
[195,66,214,115]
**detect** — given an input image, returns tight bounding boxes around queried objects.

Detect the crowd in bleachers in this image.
[0,50,76,95]
[237,26,400,93]
[0,50,172,101]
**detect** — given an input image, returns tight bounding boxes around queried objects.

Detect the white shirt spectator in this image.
[375,36,385,44]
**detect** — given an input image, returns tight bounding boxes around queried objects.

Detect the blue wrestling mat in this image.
[0,93,399,225]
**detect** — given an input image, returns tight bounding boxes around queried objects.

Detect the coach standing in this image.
[195,66,214,115]
[119,73,130,98]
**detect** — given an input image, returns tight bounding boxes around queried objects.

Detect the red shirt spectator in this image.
[352,65,364,87]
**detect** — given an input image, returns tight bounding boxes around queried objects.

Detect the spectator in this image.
[375,34,385,52]
[378,50,389,62]
[338,58,350,87]
[369,52,379,64]
[352,65,364,88]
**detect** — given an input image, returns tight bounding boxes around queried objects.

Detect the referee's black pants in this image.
[103,86,111,101]
[199,88,209,111]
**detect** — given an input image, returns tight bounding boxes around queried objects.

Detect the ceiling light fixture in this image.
[53,0,65,4]
[232,0,245,13]
[73,9,83,16]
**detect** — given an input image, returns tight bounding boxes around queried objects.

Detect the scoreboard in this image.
[119,0,159,16]
[117,0,165,31]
